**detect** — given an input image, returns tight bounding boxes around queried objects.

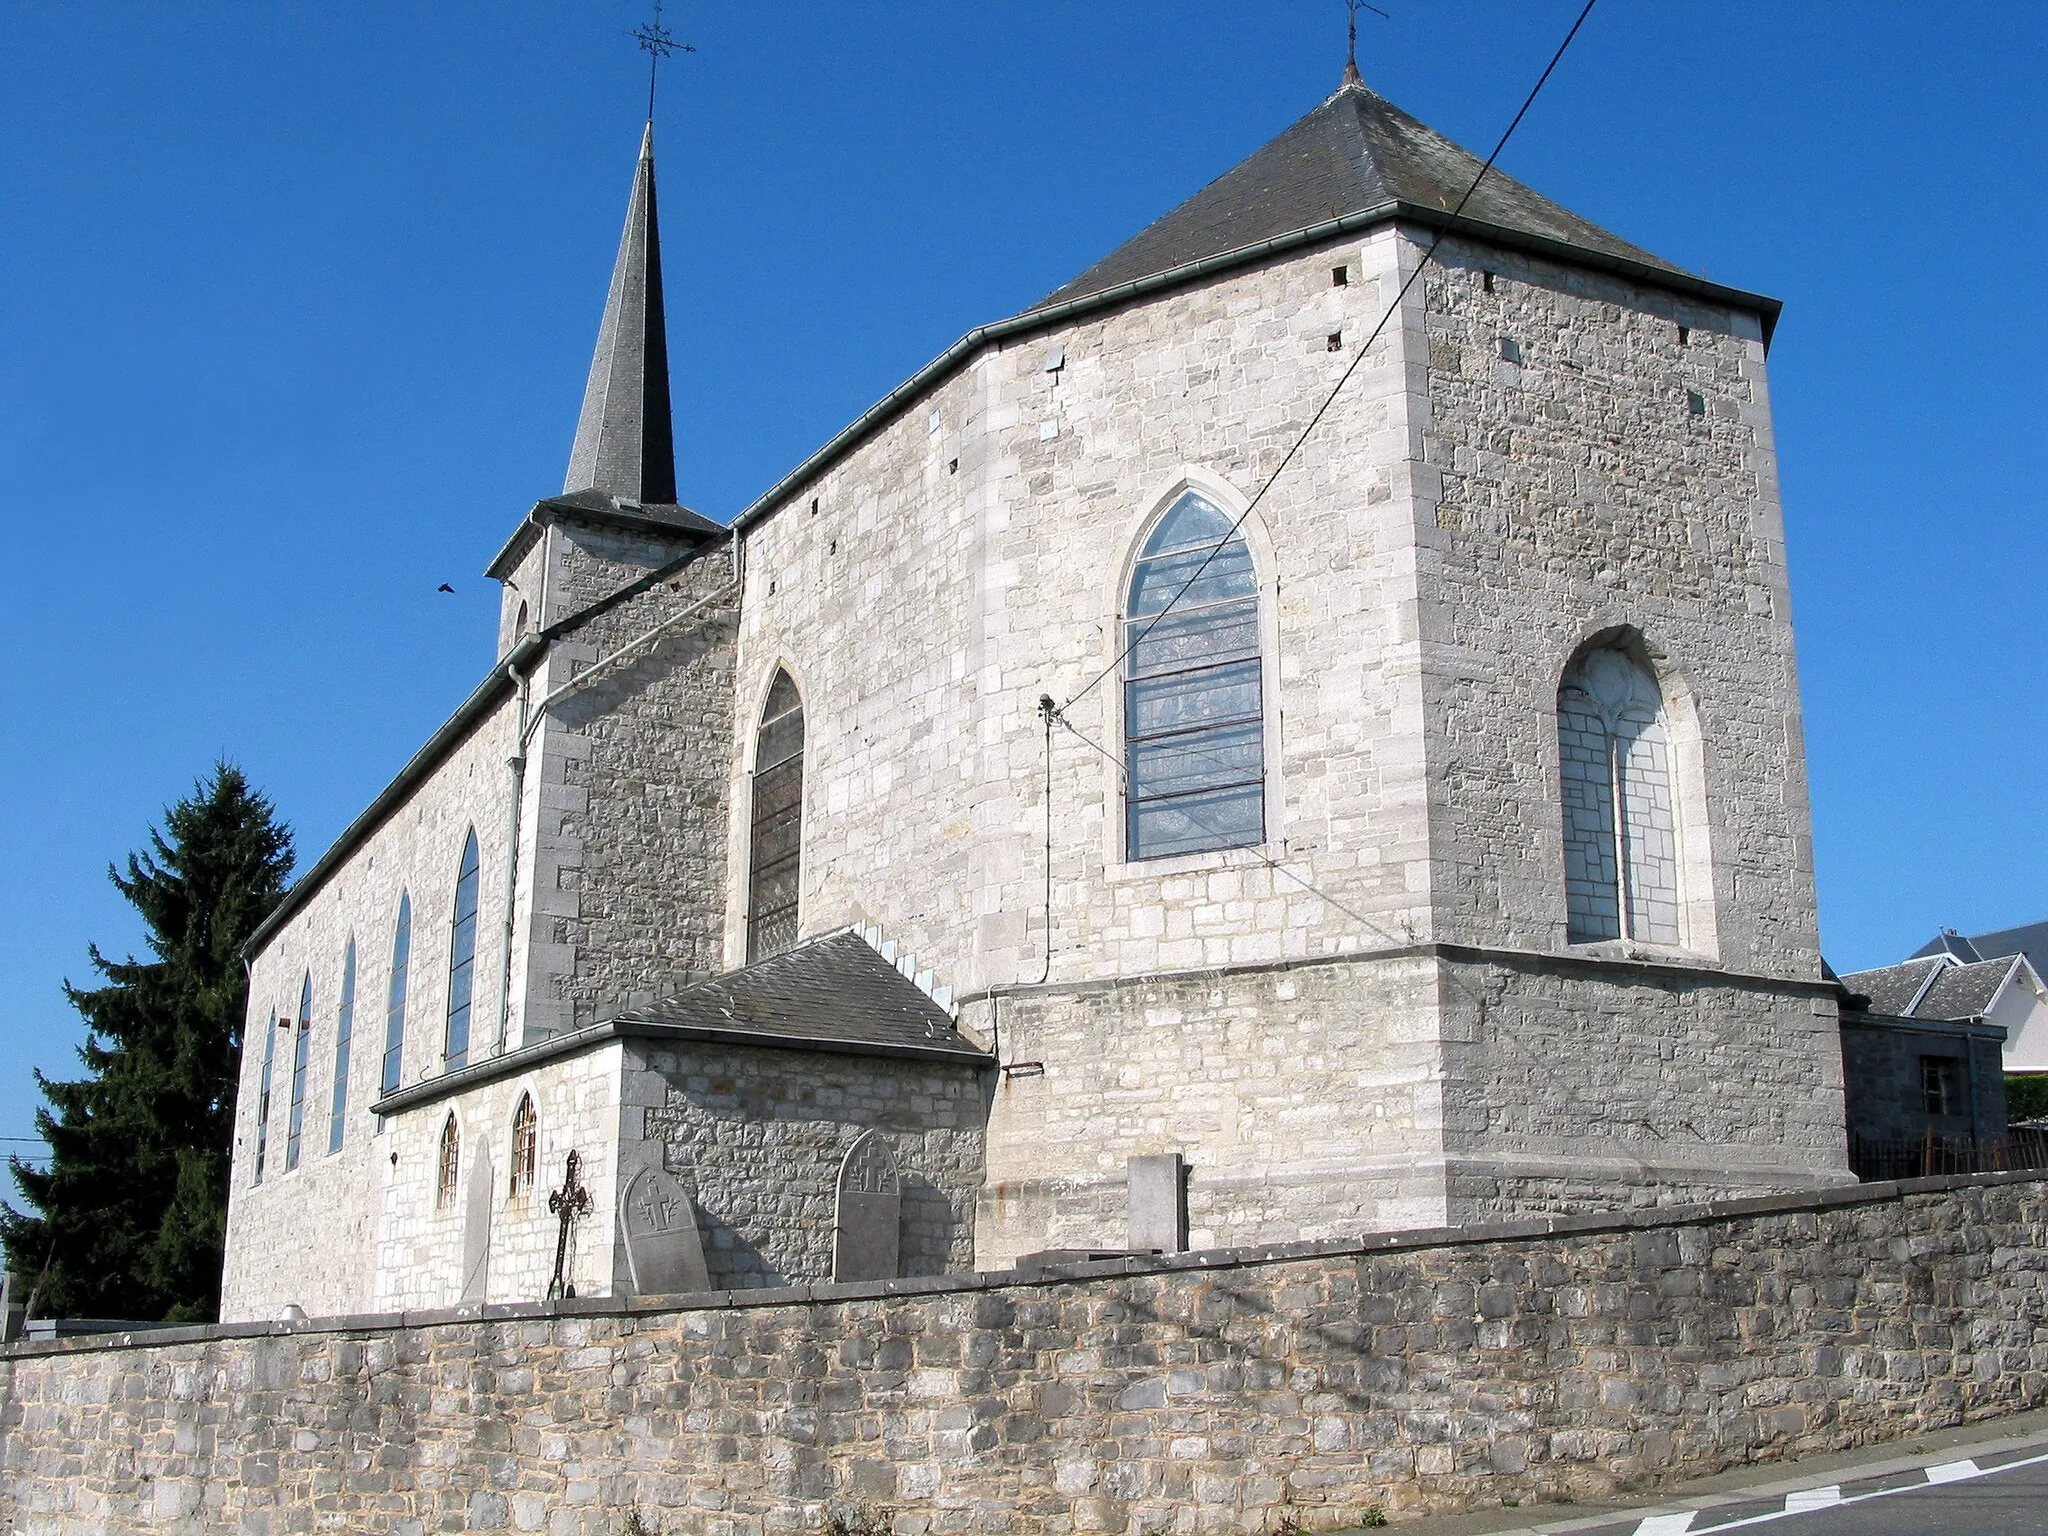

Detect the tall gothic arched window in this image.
[1559,647,1681,945]
[1123,490,1267,861]
[509,1094,538,1199]
[747,670,805,962]
[328,938,356,1154]
[436,1113,460,1211]
[445,830,481,1070]
[254,1009,278,1185]
[284,972,313,1171]
[381,893,411,1097]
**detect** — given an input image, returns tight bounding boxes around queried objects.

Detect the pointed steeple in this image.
[564,123,677,505]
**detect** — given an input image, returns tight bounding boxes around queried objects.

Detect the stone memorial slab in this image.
[461,1142,494,1304]
[1127,1153,1187,1253]
[618,1164,710,1296]
[832,1130,901,1283]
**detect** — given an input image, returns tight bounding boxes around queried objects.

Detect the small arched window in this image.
[509,1094,538,1199]
[436,1114,460,1211]
[328,938,356,1153]
[381,893,411,1096]
[445,830,482,1070]
[284,972,313,1171]
[747,670,805,962]
[1123,490,1267,861]
[1559,646,1681,945]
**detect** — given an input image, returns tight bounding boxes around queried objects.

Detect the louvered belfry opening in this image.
[747,670,805,963]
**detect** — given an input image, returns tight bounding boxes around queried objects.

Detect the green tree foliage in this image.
[2007,1075,2048,1124]
[1,765,293,1322]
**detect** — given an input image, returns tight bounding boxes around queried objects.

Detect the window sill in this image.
[1567,937,1721,969]
[1106,839,1285,884]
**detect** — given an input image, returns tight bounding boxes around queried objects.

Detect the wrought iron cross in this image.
[629,0,696,125]
[546,1150,593,1300]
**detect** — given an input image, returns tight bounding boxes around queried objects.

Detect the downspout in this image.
[495,652,533,1057]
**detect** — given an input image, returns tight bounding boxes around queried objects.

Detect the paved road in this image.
[1601,1449,2048,1536]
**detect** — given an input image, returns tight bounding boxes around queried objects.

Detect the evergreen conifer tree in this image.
[1,765,293,1322]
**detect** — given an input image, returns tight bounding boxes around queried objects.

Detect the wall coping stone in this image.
[9,1169,2039,1361]
[957,940,1840,1009]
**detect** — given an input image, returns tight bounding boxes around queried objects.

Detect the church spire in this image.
[564,123,677,506]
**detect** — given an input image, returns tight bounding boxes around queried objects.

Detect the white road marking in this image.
[1923,1458,1981,1484]
[1652,1446,2048,1532]
[1632,1515,1696,1536]
[1782,1487,1840,1512]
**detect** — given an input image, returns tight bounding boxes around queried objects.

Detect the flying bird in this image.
[438,583,455,594]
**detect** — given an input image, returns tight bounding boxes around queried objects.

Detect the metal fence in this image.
[1849,1125,2048,1183]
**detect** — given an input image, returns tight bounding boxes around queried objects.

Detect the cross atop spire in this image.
[1344,0,1387,89]
[562,124,677,506]
[629,0,695,125]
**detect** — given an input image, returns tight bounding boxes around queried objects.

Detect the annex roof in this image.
[1042,79,1686,310]
[1839,953,2029,1023]
[1912,921,2048,980]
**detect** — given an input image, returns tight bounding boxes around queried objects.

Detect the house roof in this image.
[1041,79,1686,310]
[612,929,990,1064]
[1839,956,1949,1017]
[1915,957,2022,1022]
[1913,921,2048,980]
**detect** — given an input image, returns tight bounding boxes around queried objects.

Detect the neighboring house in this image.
[1843,942,2048,1074]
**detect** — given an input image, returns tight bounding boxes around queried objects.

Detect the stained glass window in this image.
[747,671,805,962]
[1123,491,1266,860]
[381,894,411,1097]
[445,831,481,1069]
[510,1094,537,1198]
[328,938,356,1154]
[284,972,312,1171]
[436,1114,460,1211]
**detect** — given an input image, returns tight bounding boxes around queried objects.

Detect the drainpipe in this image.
[494,633,545,1057]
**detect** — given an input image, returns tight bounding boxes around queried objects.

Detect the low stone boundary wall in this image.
[5,1172,2048,1535]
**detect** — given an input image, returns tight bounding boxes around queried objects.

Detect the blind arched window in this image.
[1123,491,1266,861]
[747,670,805,962]
[436,1114,460,1211]
[284,972,313,1171]
[1559,647,1680,945]
[328,938,356,1154]
[509,1094,538,1199]
[445,830,481,1070]
[381,893,411,1096]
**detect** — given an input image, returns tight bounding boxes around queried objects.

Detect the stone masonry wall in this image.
[8,1173,2048,1536]
[620,1042,987,1289]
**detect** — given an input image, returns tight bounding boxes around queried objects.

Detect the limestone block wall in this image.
[1412,237,1813,976]
[1434,952,1850,1217]
[9,1174,2048,1536]
[618,1042,987,1289]
[521,523,739,1038]
[732,226,1435,1003]
[224,694,519,1323]
[973,951,1448,1268]
[369,1045,626,1315]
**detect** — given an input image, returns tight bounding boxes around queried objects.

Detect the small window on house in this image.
[509,1094,538,1199]
[1123,490,1267,861]
[1686,389,1706,418]
[436,1114,460,1211]
[329,939,356,1154]
[1499,336,1523,364]
[1922,1056,1962,1117]
[445,830,481,1070]
[747,670,806,962]
[1559,646,1680,945]
[254,1010,279,1185]
[1331,265,1349,287]
[381,893,411,1096]
[284,972,313,1171]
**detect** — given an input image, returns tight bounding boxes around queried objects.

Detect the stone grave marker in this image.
[1127,1152,1188,1253]
[618,1164,710,1296]
[832,1130,900,1283]
[461,1141,494,1304]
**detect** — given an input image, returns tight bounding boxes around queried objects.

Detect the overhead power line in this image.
[1061,0,1601,714]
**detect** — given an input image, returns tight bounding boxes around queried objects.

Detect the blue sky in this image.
[3,2,2043,1159]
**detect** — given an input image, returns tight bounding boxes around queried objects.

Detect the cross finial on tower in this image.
[629,0,696,125]
[1344,0,1388,88]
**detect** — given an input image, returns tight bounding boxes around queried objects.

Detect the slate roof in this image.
[1839,957,1948,1017]
[1915,957,2021,1022]
[612,929,991,1064]
[1041,79,1686,310]
[1913,921,2048,980]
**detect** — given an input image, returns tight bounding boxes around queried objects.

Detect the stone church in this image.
[221,70,1849,1323]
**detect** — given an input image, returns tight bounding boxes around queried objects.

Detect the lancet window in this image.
[436,1114,460,1211]
[1559,647,1681,945]
[509,1094,538,1199]
[1122,490,1267,861]
[381,893,411,1096]
[445,830,481,1070]
[284,972,312,1171]
[254,1010,277,1185]
[747,670,805,962]
[328,938,356,1154]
